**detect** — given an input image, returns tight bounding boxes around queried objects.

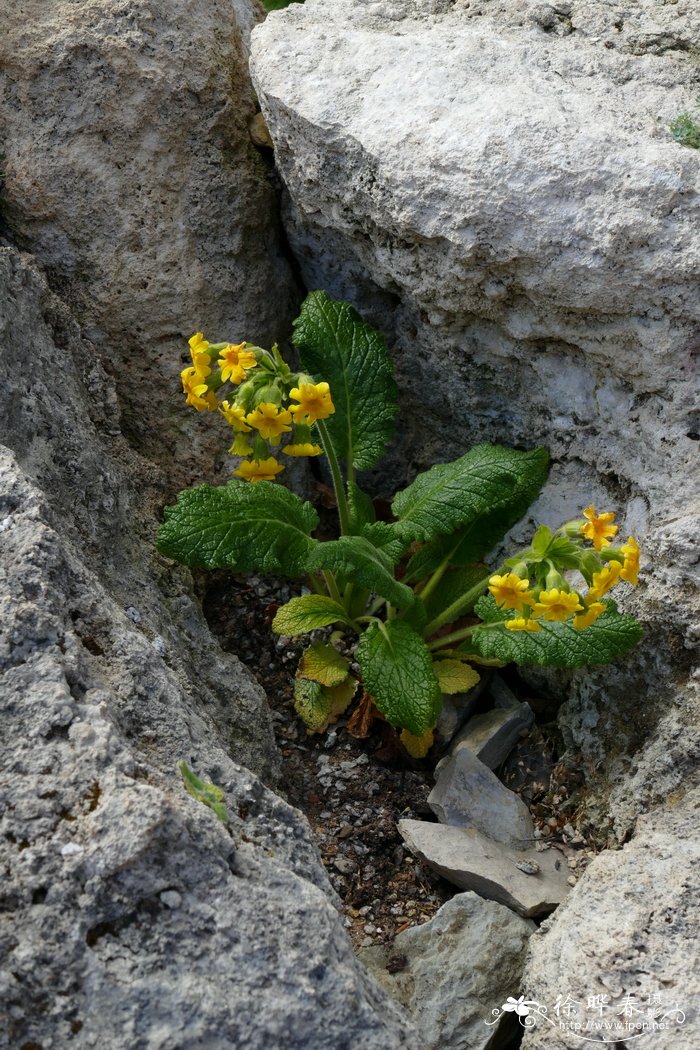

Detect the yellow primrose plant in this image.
[159,292,643,754]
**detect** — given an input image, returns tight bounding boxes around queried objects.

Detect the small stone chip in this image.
[515,859,540,875]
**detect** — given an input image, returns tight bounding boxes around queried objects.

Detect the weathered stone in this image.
[250,0,700,837]
[399,819,570,918]
[0,247,415,1050]
[361,892,535,1050]
[490,674,523,712]
[0,0,299,483]
[430,747,534,848]
[436,672,490,744]
[454,703,534,770]
[521,787,700,1049]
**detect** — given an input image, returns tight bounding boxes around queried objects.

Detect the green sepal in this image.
[308,536,415,610]
[356,620,442,735]
[399,445,550,571]
[271,595,353,636]
[292,291,398,470]
[158,481,318,576]
[470,595,644,668]
[179,761,228,825]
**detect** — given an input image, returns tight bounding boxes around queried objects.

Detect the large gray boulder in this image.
[250,0,700,834]
[521,785,700,1049]
[0,0,299,482]
[0,247,415,1049]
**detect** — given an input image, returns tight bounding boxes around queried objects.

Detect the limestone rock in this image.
[454,703,534,770]
[399,819,570,918]
[430,747,535,848]
[0,247,415,1050]
[361,892,535,1050]
[250,0,700,836]
[520,788,700,1049]
[0,0,299,482]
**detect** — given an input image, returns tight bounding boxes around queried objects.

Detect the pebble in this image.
[567,875,578,886]
[151,635,166,656]
[515,859,540,875]
[334,857,355,875]
[125,606,142,623]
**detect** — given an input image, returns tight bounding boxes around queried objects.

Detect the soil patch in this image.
[200,570,602,948]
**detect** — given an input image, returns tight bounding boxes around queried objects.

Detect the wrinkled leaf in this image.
[432,660,481,695]
[158,481,318,576]
[298,643,350,687]
[272,594,353,635]
[400,727,434,759]
[308,536,415,610]
[394,444,550,548]
[356,620,442,735]
[347,480,376,533]
[293,677,357,734]
[469,595,644,668]
[293,291,398,470]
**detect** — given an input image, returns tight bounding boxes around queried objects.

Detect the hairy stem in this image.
[423,573,493,639]
[316,419,352,536]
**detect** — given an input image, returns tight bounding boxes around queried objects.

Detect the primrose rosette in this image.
[160,292,643,756]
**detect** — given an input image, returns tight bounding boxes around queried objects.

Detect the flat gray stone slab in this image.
[454,702,534,770]
[399,819,570,918]
[430,746,534,848]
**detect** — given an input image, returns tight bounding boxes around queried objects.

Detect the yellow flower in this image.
[233,457,285,483]
[229,433,254,457]
[246,402,293,444]
[619,536,640,586]
[488,573,534,613]
[532,589,583,622]
[218,343,258,385]
[587,561,622,601]
[220,401,251,432]
[581,505,619,550]
[573,601,606,631]
[282,443,323,457]
[505,618,541,632]
[288,382,335,425]
[181,366,217,411]
[188,332,212,377]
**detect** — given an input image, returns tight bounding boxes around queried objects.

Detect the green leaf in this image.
[356,621,442,735]
[308,536,415,610]
[432,660,481,695]
[347,481,376,533]
[469,595,644,668]
[158,481,318,576]
[272,595,353,635]
[293,678,332,734]
[298,643,350,687]
[261,0,304,10]
[394,444,550,550]
[293,677,357,734]
[292,291,398,470]
[360,520,414,565]
[179,761,228,824]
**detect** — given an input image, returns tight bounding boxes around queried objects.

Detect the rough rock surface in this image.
[521,787,700,1049]
[399,819,570,918]
[0,0,299,482]
[429,747,535,848]
[250,0,700,834]
[361,892,535,1050]
[452,703,534,770]
[0,247,415,1049]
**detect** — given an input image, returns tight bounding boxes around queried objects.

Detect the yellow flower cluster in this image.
[179,331,335,482]
[489,508,640,633]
